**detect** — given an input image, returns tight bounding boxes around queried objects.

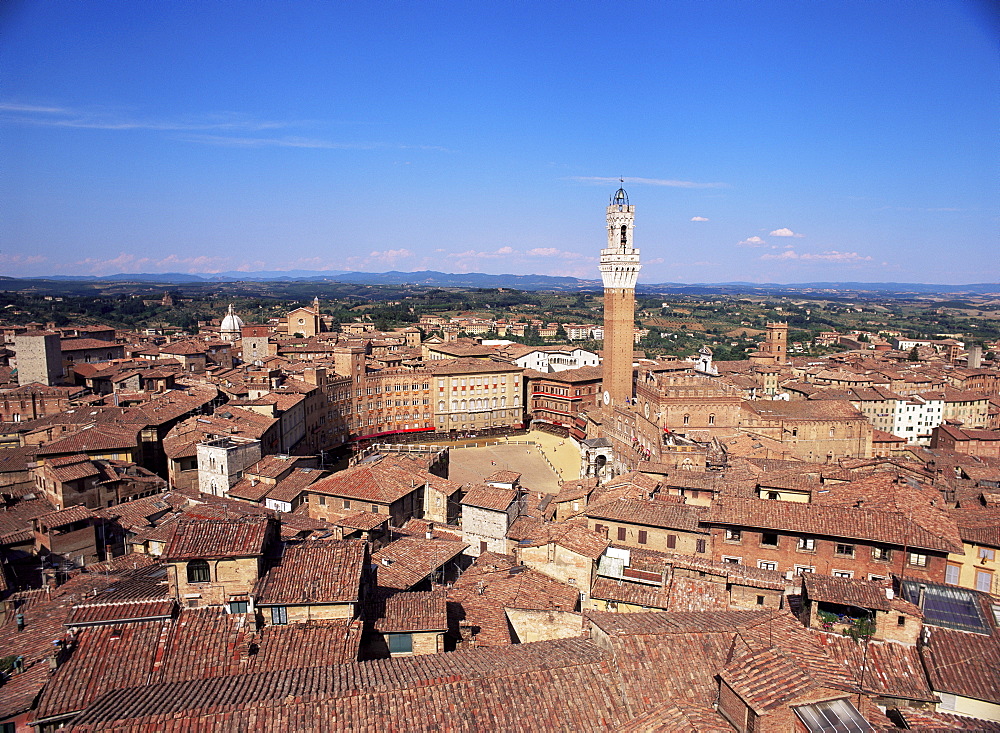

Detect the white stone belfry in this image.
[599,185,642,408]
[599,187,641,290]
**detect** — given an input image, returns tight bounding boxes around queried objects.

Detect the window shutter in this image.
[696,539,707,554]
[945,564,960,585]
[667,534,677,549]
[638,530,648,545]
[617,527,626,541]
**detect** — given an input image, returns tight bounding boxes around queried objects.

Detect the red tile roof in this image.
[922,623,1000,705]
[461,484,518,512]
[803,573,893,611]
[373,590,448,633]
[448,553,579,647]
[69,638,623,731]
[35,504,97,528]
[333,511,390,531]
[584,498,707,533]
[305,459,426,504]
[246,619,361,670]
[707,497,964,553]
[35,424,140,456]
[162,516,272,561]
[372,536,468,591]
[66,599,177,627]
[818,635,935,702]
[516,522,609,560]
[253,540,366,606]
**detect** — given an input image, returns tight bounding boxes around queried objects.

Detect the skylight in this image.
[900,580,989,634]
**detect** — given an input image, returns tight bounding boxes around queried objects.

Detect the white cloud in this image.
[565,176,727,189]
[737,236,767,247]
[526,247,589,260]
[759,250,799,261]
[690,216,709,222]
[178,134,380,149]
[769,227,803,237]
[0,103,67,114]
[366,249,413,265]
[0,253,48,266]
[67,252,234,275]
[760,249,874,263]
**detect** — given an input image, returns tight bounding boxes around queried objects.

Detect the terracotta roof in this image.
[922,623,1000,705]
[253,540,366,606]
[372,536,468,591]
[486,469,521,484]
[0,497,57,538]
[448,552,579,647]
[245,619,361,670]
[517,523,609,560]
[803,573,893,611]
[66,599,176,627]
[743,399,864,420]
[305,459,426,505]
[68,638,626,731]
[35,424,140,456]
[818,635,936,702]
[892,708,1000,731]
[60,338,118,351]
[618,701,731,732]
[262,467,324,503]
[720,647,820,713]
[461,484,518,512]
[373,589,448,633]
[590,576,670,609]
[47,455,101,483]
[35,504,97,528]
[333,511,390,531]
[584,498,707,533]
[707,497,964,554]
[162,516,272,561]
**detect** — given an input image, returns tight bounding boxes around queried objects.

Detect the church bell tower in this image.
[599,184,641,408]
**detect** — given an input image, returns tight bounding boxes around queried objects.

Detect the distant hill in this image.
[8,271,999,296]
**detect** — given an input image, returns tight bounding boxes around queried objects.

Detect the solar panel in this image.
[793,697,874,733]
[900,580,989,634]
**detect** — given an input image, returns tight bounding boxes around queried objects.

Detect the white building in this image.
[511,346,600,373]
[196,436,262,497]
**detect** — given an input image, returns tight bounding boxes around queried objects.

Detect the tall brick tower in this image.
[599,184,641,408]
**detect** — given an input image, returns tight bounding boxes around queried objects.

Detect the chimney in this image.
[16,612,24,632]
[425,522,434,540]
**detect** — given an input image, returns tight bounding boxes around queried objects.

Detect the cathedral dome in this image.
[220,304,244,334]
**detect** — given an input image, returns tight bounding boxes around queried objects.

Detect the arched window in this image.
[708,414,715,426]
[460,400,467,411]
[501,396,507,408]
[187,560,210,583]
[683,414,690,426]
[492,397,498,409]
[620,224,627,245]
[438,401,445,412]
[451,400,458,411]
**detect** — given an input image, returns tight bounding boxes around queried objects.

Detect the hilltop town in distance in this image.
[0,187,998,731]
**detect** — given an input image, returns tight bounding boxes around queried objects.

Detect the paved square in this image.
[446,433,581,494]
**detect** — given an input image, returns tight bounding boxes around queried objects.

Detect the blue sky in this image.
[1,1,997,284]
